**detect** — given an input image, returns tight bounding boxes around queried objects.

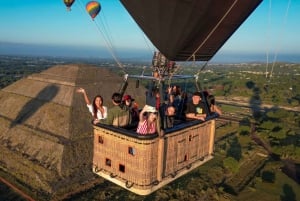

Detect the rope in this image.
[269,0,291,79]
[180,0,239,86]
[77,0,126,75]
[186,0,239,62]
[167,63,181,87]
[125,8,155,57]
[141,32,156,57]
[93,21,124,70]
[265,0,272,78]
[194,61,209,91]
[98,7,118,58]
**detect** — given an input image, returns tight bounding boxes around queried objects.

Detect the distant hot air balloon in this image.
[86,1,101,20]
[63,0,75,11]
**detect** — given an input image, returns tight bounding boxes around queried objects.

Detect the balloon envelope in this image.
[86,1,101,20]
[63,0,75,10]
[120,0,262,61]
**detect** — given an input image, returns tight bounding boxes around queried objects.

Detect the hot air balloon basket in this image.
[92,120,215,195]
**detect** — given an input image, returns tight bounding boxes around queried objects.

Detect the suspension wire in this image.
[166,54,208,92]
[167,60,183,87]
[265,0,272,79]
[121,3,157,77]
[139,27,157,76]
[182,51,208,92]
[195,60,209,91]
[77,0,126,74]
[269,0,291,79]
[178,0,239,88]
[141,30,156,57]
[162,0,235,91]
[122,2,155,56]
[94,16,124,71]
[186,0,239,62]
[98,7,115,53]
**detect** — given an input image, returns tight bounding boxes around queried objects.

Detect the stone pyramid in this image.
[0,64,146,198]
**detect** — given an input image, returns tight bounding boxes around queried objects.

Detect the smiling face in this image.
[94,96,103,108]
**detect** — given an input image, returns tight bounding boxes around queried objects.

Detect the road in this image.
[216,97,300,112]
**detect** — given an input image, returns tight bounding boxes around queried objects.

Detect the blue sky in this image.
[0,0,299,62]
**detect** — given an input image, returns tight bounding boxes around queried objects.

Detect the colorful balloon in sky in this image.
[63,0,75,11]
[86,1,101,20]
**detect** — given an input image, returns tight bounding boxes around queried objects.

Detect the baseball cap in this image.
[123,94,135,101]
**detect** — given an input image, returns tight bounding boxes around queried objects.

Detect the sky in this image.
[0,0,299,63]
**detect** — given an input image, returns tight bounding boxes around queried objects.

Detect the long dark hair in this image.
[207,94,215,106]
[92,95,103,119]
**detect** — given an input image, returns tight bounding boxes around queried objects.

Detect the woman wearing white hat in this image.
[137,105,158,135]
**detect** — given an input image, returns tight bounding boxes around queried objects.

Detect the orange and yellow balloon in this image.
[63,0,75,11]
[86,1,101,20]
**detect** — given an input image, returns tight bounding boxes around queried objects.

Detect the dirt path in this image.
[217,98,300,112]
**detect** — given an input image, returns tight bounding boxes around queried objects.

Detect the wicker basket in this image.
[93,119,215,195]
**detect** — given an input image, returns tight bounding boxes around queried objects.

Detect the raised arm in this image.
[139,105,148,123]
[76,88,91,105]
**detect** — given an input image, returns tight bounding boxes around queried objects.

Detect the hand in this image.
[93,119,99,124]
[198,116,205,121]
[195,114,206,121]
[76,88,85,93]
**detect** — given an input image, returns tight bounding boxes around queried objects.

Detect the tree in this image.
[226,137,242,161]
[280,184,296,201]
[238,125,250,136]
[223,157,239,174]
[261,170,275,183]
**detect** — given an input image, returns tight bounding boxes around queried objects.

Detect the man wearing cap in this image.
[185,91,207,121]
[122,94,139,124]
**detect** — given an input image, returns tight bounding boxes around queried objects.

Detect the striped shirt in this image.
[137,120,156,135]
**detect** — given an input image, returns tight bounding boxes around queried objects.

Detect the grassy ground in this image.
[236,161,300,201]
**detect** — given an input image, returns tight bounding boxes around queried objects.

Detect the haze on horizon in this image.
[0,0,299,63]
